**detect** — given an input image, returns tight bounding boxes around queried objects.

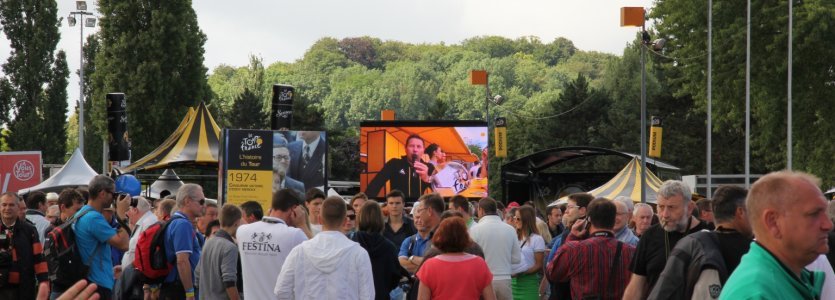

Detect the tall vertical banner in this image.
[221,129,328,208]
[494,117,507,158]
[0,152,42,193]
[106,93,130,162]
[271,84,294,130]
[649,116,663,158]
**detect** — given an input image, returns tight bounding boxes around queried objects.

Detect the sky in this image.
[0,0,654,115]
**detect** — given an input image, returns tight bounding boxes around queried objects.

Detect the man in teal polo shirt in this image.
[721,171,830,299]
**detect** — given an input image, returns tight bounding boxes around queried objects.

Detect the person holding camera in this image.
[0,192,50,300]
[73,175,131,300]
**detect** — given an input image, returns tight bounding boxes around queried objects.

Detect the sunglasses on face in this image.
[347,214,356,220]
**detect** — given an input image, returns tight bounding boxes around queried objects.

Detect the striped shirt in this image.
[547,233,636,300]
[1,219,48,298]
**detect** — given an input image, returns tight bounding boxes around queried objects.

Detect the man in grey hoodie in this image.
[274,196,375,299]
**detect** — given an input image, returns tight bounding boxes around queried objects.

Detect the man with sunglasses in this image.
[161,183,206,300]
[237,188,309,300]
[73,175,131,300]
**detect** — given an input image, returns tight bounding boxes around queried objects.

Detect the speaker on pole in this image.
[106,93,130,162]
[271,84,294,130]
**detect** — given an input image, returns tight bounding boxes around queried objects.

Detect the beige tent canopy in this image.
[552,158,664,205]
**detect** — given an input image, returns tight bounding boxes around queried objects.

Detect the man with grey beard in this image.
[623,180,709,299]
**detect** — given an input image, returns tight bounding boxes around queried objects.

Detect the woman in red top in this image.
[416,217,496,300]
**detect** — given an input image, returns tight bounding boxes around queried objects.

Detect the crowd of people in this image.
[0,170,833,299]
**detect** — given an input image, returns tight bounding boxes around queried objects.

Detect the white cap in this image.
[46,192,59,201]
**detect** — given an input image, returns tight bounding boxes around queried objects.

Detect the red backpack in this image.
[133,215,184,283]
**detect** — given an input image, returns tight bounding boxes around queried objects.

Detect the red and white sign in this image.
[0,152,42,193]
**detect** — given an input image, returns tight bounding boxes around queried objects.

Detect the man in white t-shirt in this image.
[237,189,309,300]
[470,197,521,300]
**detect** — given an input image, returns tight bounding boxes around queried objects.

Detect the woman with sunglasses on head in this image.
[351,201,403,300]
[510,206,548,300]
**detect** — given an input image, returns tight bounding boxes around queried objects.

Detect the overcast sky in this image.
[0,0,653,114]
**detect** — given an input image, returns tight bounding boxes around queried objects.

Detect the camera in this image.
[0,233,11,288]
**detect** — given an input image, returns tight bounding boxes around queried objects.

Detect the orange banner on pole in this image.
[471,70,488,85]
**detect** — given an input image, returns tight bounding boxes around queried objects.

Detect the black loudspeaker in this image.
[106,93,130,161]
[271,84,294,130]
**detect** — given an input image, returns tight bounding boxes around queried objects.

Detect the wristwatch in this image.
[408,256,415,264]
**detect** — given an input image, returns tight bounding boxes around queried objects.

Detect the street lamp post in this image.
[620,7,652,203]
[67,1,96,154]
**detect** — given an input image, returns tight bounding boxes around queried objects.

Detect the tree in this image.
[91,0,211,160]
[228,88,267,129]
[651,0,835,185]
[338,37,383,69]
[42,50,69,163]
[0,0,61,152]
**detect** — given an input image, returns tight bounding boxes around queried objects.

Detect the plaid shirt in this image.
[547,233,636,300]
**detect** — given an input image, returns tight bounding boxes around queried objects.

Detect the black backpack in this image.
[44,209,102,291]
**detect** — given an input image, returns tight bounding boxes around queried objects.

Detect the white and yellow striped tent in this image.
[552,157,664,204]
[119,102,221,173]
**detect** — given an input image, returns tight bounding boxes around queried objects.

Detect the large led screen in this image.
[360,120,488,201]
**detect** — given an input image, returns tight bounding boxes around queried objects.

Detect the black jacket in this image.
[352,231,403,300]
[365,157,434,199]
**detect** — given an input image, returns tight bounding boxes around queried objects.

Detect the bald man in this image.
[720,171,832,299]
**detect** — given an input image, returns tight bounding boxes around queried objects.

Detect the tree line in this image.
[1,0,832,199]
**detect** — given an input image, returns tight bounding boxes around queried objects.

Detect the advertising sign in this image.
[0,152,42,193]
[221,129,327,207]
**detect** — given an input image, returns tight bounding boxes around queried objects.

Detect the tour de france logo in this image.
[13,160,35,181]
[240,134,263,151]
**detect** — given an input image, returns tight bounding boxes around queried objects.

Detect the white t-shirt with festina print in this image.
[237,216,308,300]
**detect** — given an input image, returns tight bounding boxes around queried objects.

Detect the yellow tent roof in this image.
[120,102,221,172]
[361,126,479,163]
[554,157,664,204]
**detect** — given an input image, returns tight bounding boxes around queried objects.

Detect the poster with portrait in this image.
[360,120,488,201]
[220,129,327,207]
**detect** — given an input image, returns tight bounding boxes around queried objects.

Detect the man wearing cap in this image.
[122,197,158,267]
[273,135,305,196]
[46,192,59,208]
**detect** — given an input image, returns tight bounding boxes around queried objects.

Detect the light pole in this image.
[707,0,713,196]
[745,0,751,187]
[787,0,793,170]
[67,1,96,154]
[620,7,657,203]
